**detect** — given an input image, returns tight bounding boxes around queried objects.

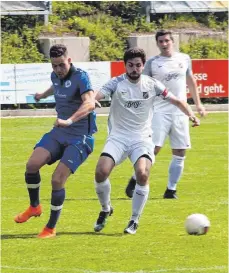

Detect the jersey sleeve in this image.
[186,55,193,76]
[99,77,118,97]
[143,60,153,77]
[154,79,171,99]
[79,71,93,95]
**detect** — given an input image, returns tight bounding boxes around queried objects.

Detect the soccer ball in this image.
[185,214,210,235]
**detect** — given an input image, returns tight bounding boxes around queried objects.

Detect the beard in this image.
[127,72,141,81]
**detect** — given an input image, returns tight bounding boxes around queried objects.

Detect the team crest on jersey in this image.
[179,63,183,68]
[65,80,71,88]
[143,92,149,99]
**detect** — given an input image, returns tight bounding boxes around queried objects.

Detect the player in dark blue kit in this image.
[14,44,97,238]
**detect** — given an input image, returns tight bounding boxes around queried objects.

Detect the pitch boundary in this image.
[1,111,228,119]
[1,265,227,273]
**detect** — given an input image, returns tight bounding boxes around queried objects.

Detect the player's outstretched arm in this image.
[95,91,105,102]
[186,74,207,117]
[93,90,102,108]
[34,85,54,102]
[169,95,200,127]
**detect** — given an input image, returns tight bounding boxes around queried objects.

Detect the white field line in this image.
[1,265,227,273]
[1,111,228,118]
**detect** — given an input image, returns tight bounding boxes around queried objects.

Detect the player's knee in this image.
[172,149,186,157]
[26,160,40,173]
[95,167,109,182]
[154,146,161,155]
[51,173,65,190]
[136,169,149,185]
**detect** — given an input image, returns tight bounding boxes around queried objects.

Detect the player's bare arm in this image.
[34,85,54,101]
[186,74,207,117]
[93,90,102,108]
[168,94,200,127]
[95,91,105,101]
[55,90,95,127]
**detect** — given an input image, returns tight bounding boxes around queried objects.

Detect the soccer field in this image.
[1,113,228,273]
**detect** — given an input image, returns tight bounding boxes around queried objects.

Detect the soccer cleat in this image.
[37,227,56,239]
[125,177,137,198]
[163,188,178,199]
[94,207,113,232]
[14,204,42,223]
[124,220,138,235]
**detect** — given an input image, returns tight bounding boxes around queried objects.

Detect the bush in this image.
[67,16,127,61]
[1,1,228,63]
[180,38,228,59]
[156,13,228,31]
[1,26,46,64]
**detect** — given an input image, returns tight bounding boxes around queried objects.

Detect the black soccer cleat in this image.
[124,220,138,235]
[125,177,137,198]
[94,207,113,232]
[163,188,178,199]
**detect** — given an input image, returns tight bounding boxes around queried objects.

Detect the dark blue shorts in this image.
[35,128,94,173]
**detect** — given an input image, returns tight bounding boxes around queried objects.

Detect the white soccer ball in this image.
[185,213,210,235]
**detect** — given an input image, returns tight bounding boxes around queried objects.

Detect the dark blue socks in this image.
[25,172,41,207]
[47,188,66,229]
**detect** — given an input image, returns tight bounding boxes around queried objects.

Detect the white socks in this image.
[95,179,111,212]
[95,179,149,225]
[168,155,185,190]
[131,184,149,223]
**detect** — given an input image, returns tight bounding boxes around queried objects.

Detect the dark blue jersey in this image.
[51,65,97,136]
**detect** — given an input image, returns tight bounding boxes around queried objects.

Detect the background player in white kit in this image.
[93,47,200,234]
[126,30,207,199]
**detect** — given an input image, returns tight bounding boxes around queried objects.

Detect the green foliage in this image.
[194,12,228,31]
[157,13,228,31]
[1,26,46,64]
[50,1,97,23]
[1,15,42,33]
[1,1,228,63]
[86,1,142,23]
[37,1,156,61]
[68,16,127,61]
[180,38,228,59]
[158,14,199,29]
[133,17,157,33]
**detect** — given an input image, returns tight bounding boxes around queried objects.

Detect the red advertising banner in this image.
[111,60,228,98]
[191,60,228,98]
[111,61,125,78]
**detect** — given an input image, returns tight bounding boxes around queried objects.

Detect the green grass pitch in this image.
[1,113,228,273]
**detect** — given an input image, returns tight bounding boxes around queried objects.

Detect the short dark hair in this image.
[49,44,68,58]
[155,30,174,42]
[124,47,146,65]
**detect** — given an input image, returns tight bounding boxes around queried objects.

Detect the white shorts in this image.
[101,135,155,166]
[152,113,191,149]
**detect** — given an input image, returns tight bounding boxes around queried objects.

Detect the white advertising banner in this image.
[75,61,111,91]
[76,61,111,101]
[0,64,16,104]
[15,63,54,104]
[0,62,111,104]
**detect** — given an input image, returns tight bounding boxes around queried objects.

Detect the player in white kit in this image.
[125,30,206,199]
[93,47,200,234]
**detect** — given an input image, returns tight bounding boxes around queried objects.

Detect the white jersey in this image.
[99,74,170,139]
[143,52,192,115]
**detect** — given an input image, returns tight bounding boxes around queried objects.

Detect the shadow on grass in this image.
[42,197,162,201]
[58,231,124,237]
[1,234,38,239]
[1,231,124,240]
